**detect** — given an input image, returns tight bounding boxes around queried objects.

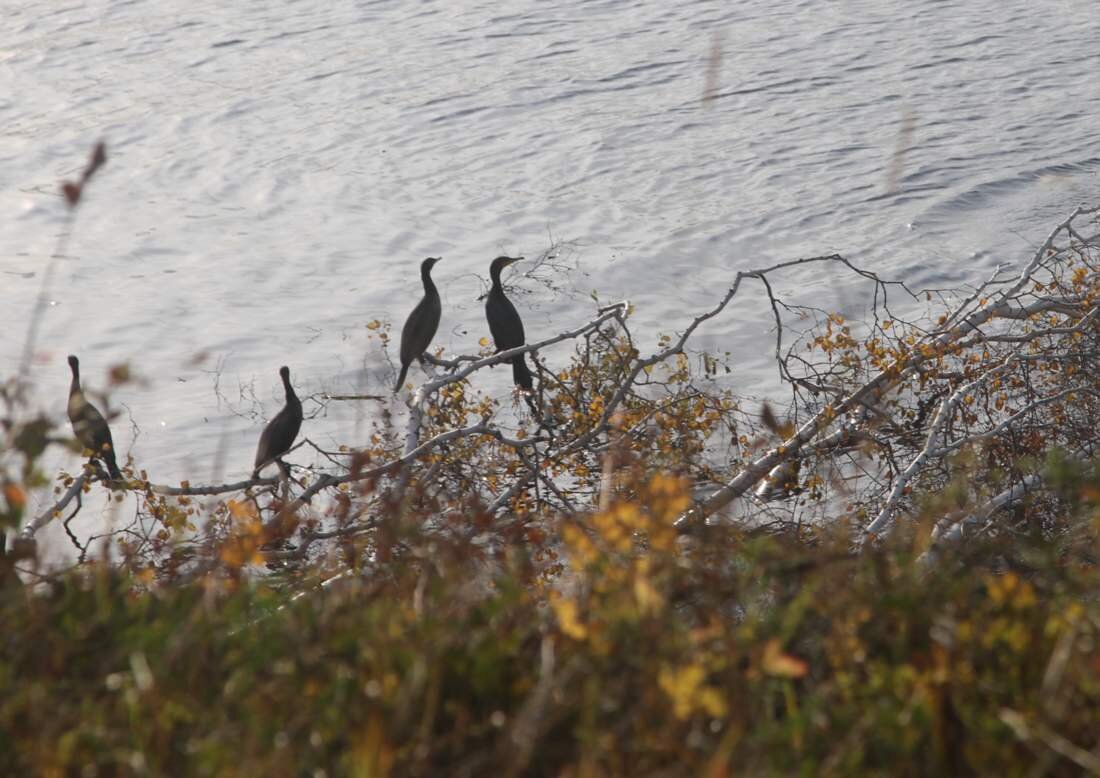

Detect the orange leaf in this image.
[227,499,258,520]
[4,484,26,508]
[762,639,808,678]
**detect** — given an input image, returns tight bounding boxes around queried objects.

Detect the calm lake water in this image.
[3,0,1099,549]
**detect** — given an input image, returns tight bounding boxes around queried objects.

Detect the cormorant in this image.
[253,366,303,479]
[485,256,533,390]
[394,257,443,393]
[66,355,122,480]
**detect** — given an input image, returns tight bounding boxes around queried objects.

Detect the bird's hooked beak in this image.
[503,256,524,267]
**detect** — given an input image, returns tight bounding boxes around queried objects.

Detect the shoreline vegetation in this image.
[3,144,1100,775]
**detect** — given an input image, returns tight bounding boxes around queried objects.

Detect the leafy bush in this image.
[5,146,1100,775]
[3,477,1100,776]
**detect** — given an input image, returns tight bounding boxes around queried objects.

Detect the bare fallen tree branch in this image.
[13,206,1100,575]
[676,206,1100,537]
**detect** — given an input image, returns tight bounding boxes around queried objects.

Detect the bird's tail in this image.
[103,448,122,480]
[512,354,533,391]
[394,362,410,394]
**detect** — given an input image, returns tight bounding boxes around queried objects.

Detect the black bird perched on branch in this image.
[253,366,303,479]
[66,355,122,480]
[394,257,443,393]
[485,255,533,391]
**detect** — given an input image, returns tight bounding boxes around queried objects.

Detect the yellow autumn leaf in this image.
[633,573,664,616]
[659,664,705,719]
[987,572,1037,609]
[561,523,598,569]
[550,595,588,641]
[697,687,728,718]
[227,499,257,520]
[658,663,726,720]
[221,544,244,568]
[479,336,490,347]
[611,502,642,529]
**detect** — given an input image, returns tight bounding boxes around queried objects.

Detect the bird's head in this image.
[421,256,442,271]
[279,365,291,382]
[67,355,79,372]
[489,255,524,277]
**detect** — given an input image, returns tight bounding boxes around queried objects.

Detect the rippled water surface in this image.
[3,0,1099,539]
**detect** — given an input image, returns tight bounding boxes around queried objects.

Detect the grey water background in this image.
[3,0,1099,548]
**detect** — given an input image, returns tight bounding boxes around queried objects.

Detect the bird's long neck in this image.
[421,264,438,296]
[282,374,300,408]
[489,267,504,294]
[69,364,82,399]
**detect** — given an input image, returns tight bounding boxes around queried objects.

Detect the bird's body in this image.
[394,257,443,393]
[66,355,122,480]
[485,256,533,390]
[253,366,303,479]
